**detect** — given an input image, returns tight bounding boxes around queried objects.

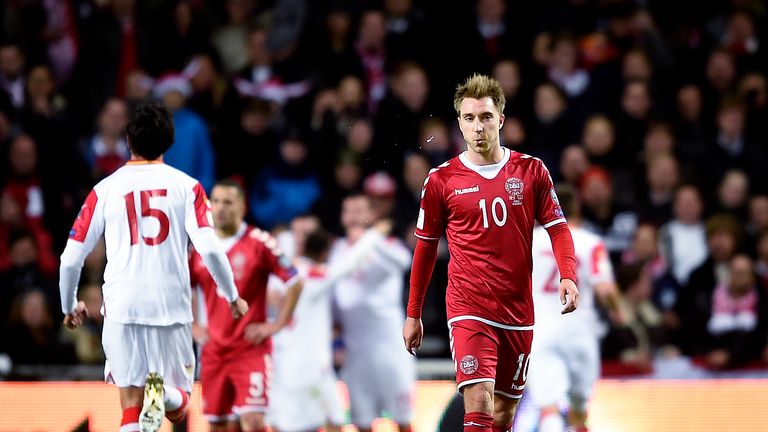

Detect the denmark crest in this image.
[505,177,524,206]
[459,354,479,374]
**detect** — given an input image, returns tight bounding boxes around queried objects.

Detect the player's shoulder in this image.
[571,225,602,246]
[509,150,548,171]
[246,225,284,255]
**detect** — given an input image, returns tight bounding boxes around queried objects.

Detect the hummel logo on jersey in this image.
[463,422,484,427]
[455,185,480,195]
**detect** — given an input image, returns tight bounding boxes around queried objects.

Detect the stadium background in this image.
[1,0,768,431]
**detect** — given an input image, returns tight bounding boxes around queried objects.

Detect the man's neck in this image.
[465,144,504,165]
[216,224,240,239]
[129,154,163,162]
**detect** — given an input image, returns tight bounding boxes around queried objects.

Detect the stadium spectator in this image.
[154,73,216,192]
[211,0,253,74]
[3,289,76,366]
[674,213,742,357]
[601,262,666,375]
[558,144,590,187]
[702,254,767,369]
[249,131,321,230]
[658,186,708,289]
[0,42,26,109]
[82,98,130,181]
[0,192,57,278]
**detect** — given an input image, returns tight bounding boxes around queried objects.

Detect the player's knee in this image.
[462,383,494,413]
[239,412,266,432]
[494,395,520,425]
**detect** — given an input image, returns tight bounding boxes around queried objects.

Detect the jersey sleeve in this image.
[588,241,614,286]
[534,161,566,228]
[68,189,105,249]
[184,182,213,236]
[253,229,299,284]
[414,171,447,240]
[60,189,105,314]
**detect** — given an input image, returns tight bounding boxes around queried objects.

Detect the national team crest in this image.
[459,355,479,374]
[505,177,524,206]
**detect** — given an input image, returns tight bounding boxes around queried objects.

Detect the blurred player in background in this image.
[269,228,343,432]
[59,103,248,432]
[528,184,622,432]
[189,179,303,432]
[403,74,579,432]
[330,193,415,432]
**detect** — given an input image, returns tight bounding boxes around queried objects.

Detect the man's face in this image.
[341,196,373,230]
[458,97,503,155]
[210,186,245,231]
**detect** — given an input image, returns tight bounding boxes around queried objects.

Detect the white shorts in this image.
[342,350,415,428]
[526,333,599,412]
[269,368,344,431]
[102,319,195,393]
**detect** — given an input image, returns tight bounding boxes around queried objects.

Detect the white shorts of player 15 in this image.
[102,319,195,393]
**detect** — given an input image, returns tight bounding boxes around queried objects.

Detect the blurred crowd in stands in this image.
[1,0,768,378]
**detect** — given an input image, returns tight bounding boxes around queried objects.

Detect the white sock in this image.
[163,386,183,411]
[539,413,565,432]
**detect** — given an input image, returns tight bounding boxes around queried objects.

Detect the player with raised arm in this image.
[59,103,248,432]
[330,193,415,432]
[528,184,622,432]
[402,74,579,432]
[189,179,303,432]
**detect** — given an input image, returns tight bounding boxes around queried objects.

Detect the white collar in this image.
[459,147,510,179]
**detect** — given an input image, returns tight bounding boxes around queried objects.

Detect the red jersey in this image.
[415,148,565,327]
[190,223,298,357]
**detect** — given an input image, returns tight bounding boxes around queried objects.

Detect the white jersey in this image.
[59,161,238,325]
[330,230,412,353]
[272,257,336,383]
[531,225,613,340]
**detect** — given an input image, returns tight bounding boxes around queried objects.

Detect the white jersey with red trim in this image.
[531,225,613,339]
[329,233,412,353]
[62,161,217,325]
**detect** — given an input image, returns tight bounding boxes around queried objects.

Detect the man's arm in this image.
[185,182,247,318]
[403,238,440,355]
[545,222,580,314]
[60,189,104,327]
[189,229,248,318]
[245,277,303,345]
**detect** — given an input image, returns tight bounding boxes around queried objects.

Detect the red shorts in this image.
[448,318,533,399]
[200,346,271,420]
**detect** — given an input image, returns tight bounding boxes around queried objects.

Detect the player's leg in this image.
[565,336,600,432]
[526,340,569,432]
[232,351,271,432]
[379,348,416,432]
[150,323,196,424]
[102,320,155,432]
[493,328,534,432]
[320,368,345,432]
[200,345,238,431]
[341,355,378,432]
[449,320,499,432]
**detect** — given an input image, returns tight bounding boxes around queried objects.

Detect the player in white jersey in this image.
[270,221,398,432]
[527,184,622,432]
[58,103,248,432]
[329,193,415,432]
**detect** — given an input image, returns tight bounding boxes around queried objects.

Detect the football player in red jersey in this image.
[403,74,580,432]
[190,179,303,432]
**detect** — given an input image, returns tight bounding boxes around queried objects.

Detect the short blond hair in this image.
[453,74,506,115]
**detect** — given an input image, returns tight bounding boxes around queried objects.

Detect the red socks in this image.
[464,412,494,432]
[165,388,190,423]
[120,407,141,431]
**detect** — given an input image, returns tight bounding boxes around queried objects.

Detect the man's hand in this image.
[192,323,209,345]
[559,279,579,314]
[402,317,423,356]
[244,322,281,345]
[373,219,393,236]
[63,301,88,329]
[230,297,248,319]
